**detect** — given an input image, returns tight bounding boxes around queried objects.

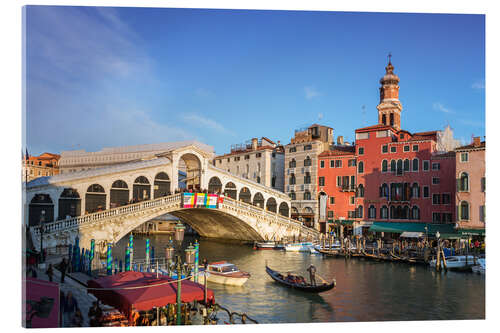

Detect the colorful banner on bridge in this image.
[182,193,219,208]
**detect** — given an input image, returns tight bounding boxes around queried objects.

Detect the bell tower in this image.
[377,54,403,130]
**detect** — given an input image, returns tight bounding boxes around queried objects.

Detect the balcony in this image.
[340,185,356,192]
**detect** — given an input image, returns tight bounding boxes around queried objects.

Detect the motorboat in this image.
[472,258,485,275]
[429,255,476,270]
[285,242,314,252]
[254,241,276,250]
[197,261,250,286]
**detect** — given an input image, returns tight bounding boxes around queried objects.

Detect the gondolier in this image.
[306,264,317,286]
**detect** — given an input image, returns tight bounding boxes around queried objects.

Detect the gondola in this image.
[265,266,336,293]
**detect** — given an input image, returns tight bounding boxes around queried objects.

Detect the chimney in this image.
[251,138,258,150]
[337,136,344,145]
[473,136,481,147]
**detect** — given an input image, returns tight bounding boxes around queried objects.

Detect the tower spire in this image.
[377,56,402,130]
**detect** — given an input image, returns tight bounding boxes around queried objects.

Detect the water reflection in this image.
[115,235,485,323]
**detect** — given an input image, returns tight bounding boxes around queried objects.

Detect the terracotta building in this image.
[317,59,459,236]
[23,152,60,182]
[455,137,485,233]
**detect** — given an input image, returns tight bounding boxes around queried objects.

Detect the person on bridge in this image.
[59,258,68,283]
[306,264,317,286]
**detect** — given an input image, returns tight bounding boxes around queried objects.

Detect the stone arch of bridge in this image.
[178,153,202,191]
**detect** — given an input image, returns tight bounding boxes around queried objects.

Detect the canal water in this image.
[115,234,485,323]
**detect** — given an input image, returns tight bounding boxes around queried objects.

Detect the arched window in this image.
[304,172,311,184]
[382,160,388,172]
[357,184,365,197]
[403,159,410,172]
[397,159,403,174]
[411,183,420,198]
[289,173,296,185]
[380,183,389,198]
[303,191,311,200]
[390,206,395,219]
[289,159,296,168]
[390,113,394,126]
[391,160,396,172]
[411,206,420,220]
[459,172,469,192]
[382,114,387,125]
[357,205,364,218]
[412,158,419,172]
[358,161,364,174]
[460,201,470,220]
[368,205,376,218]
[403,206,409,219]
[304,156,312,167]
[380,206,388,219]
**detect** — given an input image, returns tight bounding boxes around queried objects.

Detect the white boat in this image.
[285,242,314,252]
[254,241,276,250]
[429,255,476,270]
[472,258,485,274]
[197,261,250,286]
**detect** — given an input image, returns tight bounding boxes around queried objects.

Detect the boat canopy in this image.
[369,222,457,236]
[399,232,423,238]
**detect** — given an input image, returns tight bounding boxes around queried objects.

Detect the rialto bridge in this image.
[25,144,319,251]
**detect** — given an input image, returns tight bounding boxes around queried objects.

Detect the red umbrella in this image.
[87,271,214,319]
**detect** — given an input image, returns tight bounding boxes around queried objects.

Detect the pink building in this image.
[455,137,486,232]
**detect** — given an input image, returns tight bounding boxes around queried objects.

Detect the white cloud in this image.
[181,114,235,136]
[304,86,321,100]
[471,80,485,89]
[432,102,454,114]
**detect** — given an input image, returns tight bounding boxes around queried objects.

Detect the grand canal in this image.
[115,234,485,323]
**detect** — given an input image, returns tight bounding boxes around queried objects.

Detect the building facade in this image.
[212,137,285,192]
[455,137,486,231]
[317,60,460,235]
[285,124,334,230]
[23,152,60,182]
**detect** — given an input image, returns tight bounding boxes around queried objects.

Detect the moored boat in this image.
[254,241,276,250]
[429,255,476,270]
[265,265,336,293]
[471,258,485,274]
[285,242,314,252]
[199,261,250,286]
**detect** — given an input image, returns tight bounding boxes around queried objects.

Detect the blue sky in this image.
[25,6,485,156]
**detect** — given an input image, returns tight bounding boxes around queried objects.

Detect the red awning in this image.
[87,271,214,318]
[24,277,60,328]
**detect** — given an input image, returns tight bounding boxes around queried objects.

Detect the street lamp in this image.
[174,222,186,245]
[165,239,175,277]
[424,225,428,246]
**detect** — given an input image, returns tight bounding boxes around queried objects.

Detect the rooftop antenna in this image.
[388,52,392,63]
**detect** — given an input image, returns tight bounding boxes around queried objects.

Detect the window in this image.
[368,205,376,218]
[289,192,296,200]
[423,186,430,198]
[382,145,388,153]
[337,176,341,187]
[304,156,312,167]
[227,158,230,162]
[411,183,420,198]
[432,194,441,205]
[289,147,296,153]
[390,160,396,172]
[460,201,470,220]
[442,193,451,204]
[380,206,388,219]
[391,146,397,153]
[256,153,262,158]
[256,176,261,183]
[458,172,468,191]
[330,197,335,204]
[234,156,240,161]
[335,160,342,168]
[348,159,356,167]
[328,211,334,218]
[358,161,364,174]
[432,212,442,223]
[481,177,485,192]
[289,174,296,185]
[304,144,312,151]
[358,147,364,155]
[304,191,312,200]
[403,145,410,152]
[319,176,325,186]
[460,152,469,162]
[350,196,355,205]
[423,161,429,171]
[289,159,296,168]
[330,160,335,168]
[380,183,389,198]
[412,158,419,172]
[357,184,365,197]
[400,133,405,139]
[244,155,250,160]
[304,172,311,184]
[320,160,325,168]
[382,160,388,172]
[432,177,440,185]
[432,163,440,170]
[357,205,364,218]
[479,205,485,222]
[403,159,410,172]
[412,145,419,152]
[411,206,420,220]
